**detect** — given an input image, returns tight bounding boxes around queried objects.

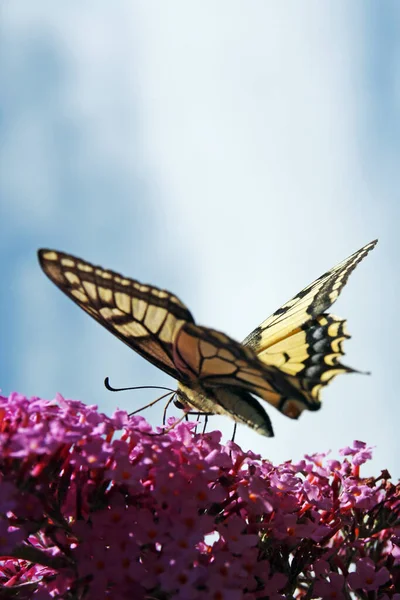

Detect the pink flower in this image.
[0,392,398,598]
[272,512,330,544]
[347,557,390,592]
[314,571,346,599]
[340,440,373,466]
[340,480,384,509]
[219,514,259,553]
[255,559,287,597]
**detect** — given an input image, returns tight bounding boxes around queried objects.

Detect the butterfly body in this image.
[176,382,274,437]
[38,240,376,437]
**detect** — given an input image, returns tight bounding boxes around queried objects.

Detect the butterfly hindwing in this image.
[255,313,353,400]
[173,322,319,419]
[38,249,194,381]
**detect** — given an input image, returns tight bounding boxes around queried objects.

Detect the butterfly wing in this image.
[39,241,376,435]
[244,240,376,350]
[38,249,194,380]
[174,322,318,420]
[256,313,354,401]
[243,240,377,402]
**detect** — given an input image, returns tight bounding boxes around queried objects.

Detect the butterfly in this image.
[38,240,376,437]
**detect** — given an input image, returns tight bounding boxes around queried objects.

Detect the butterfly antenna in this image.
[104,376,175,394]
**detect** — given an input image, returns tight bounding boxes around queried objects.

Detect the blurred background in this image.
[1,2,398,476]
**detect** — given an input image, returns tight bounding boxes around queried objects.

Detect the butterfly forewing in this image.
[38,249,194,381]
[243,240,377,352]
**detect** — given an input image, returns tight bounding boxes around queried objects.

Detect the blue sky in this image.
[1,2,399,477]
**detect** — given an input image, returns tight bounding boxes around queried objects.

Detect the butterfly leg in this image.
[184,411,213,434]
[162,394,178,426]
[202,414,208,435]
[185,410,201,434]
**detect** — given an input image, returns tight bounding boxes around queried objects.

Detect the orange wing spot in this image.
[199,341,218,358]
[218,348,235,361]
[202,357,237,376]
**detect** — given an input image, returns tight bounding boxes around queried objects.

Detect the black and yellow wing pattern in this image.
[38,250,194,381]
[38,240,376,437]
[243,240,377,403]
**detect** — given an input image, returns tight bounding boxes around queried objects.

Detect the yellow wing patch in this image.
[256,314,353,400]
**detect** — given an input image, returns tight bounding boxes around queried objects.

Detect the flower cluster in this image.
[0,392,398,599]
